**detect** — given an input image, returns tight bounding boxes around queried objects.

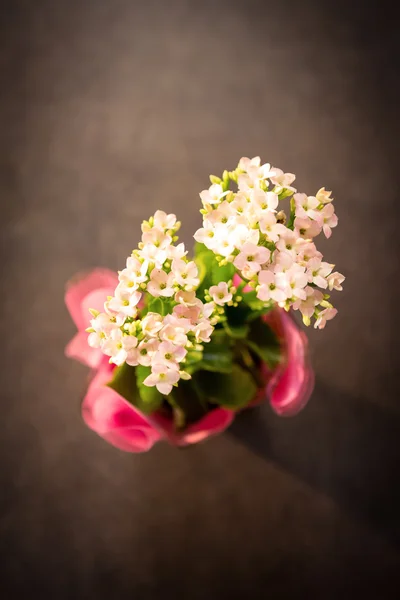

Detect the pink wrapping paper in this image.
[65,269,314,452]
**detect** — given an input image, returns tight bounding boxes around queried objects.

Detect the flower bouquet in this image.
[65,157,344,452]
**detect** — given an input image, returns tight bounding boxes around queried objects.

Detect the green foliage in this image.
[107,362,139,405]
[147,297,173,316]
[193,244,215,299]
[194,242,235,299]
[211,260,235,286]
[223,320,250,339]
[193,364,257,410]
[244,319,281,369]
[106,363,163,415]
[223,303,251,338]
[185,331,233,375]
[169,379,209,430]
[135,365,165,413]
[198,331,233,373]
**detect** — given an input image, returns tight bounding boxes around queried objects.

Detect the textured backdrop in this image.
[1,0,399,598]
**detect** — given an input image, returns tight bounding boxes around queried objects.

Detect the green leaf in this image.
[194,241,209,257]
[223,320,250,339]
[193,364,257,410]
[147,297,163,315]
[211,260,235,285]
[135,365,165,413]
[185,350,203,366]
[244,319,281,369]
[194,246,216,298]
[194,240,235,290]
[168,378,209,430]
[223,303,251,338]
[199,332,233,373]
[147,297,173,316]
[107,362,139,406]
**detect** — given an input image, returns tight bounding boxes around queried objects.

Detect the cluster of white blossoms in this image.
[87,211,235,394]
[194,157,344,329]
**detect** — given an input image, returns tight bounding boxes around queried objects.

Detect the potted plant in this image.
[65,157,344,452]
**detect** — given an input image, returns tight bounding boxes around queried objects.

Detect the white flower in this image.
[102,329,138,366]
[141,227,172,249]
[294,216,322,239]
[200,183,227,206]
[136,338,159,367]
[193,220,216,249]
[229,223,259,248]
[165,309,194,332]
[257,269,288,303]
[292,286,323,322]
[295,241,322,266]
[294,193,320,221]
[316,187,332,204]
[88,313,117,348]
[88,330,104,349]
[239,156,276,182]
[194,319,214,343]
[314,307,338,329]
[199,301,215,319]
[205,223,234,258]
[252,189,279,214]
[171,259,199,289]
[174,290,200,307]
[327,271,345,291]
[166,242,187,260]
[276,230,300,258]
[153,210,177,231]
[284,264,308,301]
[273,251,295,273]
[259,212,287,242]
[233,242,270,274]
[218,223,241,257]
[207,201,235,225]
[319,203,338,238]
[140,243,168,268]
[141,312,163,337]
[307,258,333,289]
[153,341,187,369]
[118,269,140,291]
[239,156,261,172]
[121,256,149,285]
[159,322,188,346]
[237,173,256,193]
[209,282,232,306]
[143,363,180,395]
[107,285,141,319]
[172,303,200,326]
[147,269,175,297]
[270,168,296,192]
[230,192,249,215]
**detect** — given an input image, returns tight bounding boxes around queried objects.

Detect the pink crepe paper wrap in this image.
[65,270,313,452]
[234,273,314,416]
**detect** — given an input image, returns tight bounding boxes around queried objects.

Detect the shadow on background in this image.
[229,379,400,548]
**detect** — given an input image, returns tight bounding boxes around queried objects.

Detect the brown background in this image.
[1,0,399,598]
